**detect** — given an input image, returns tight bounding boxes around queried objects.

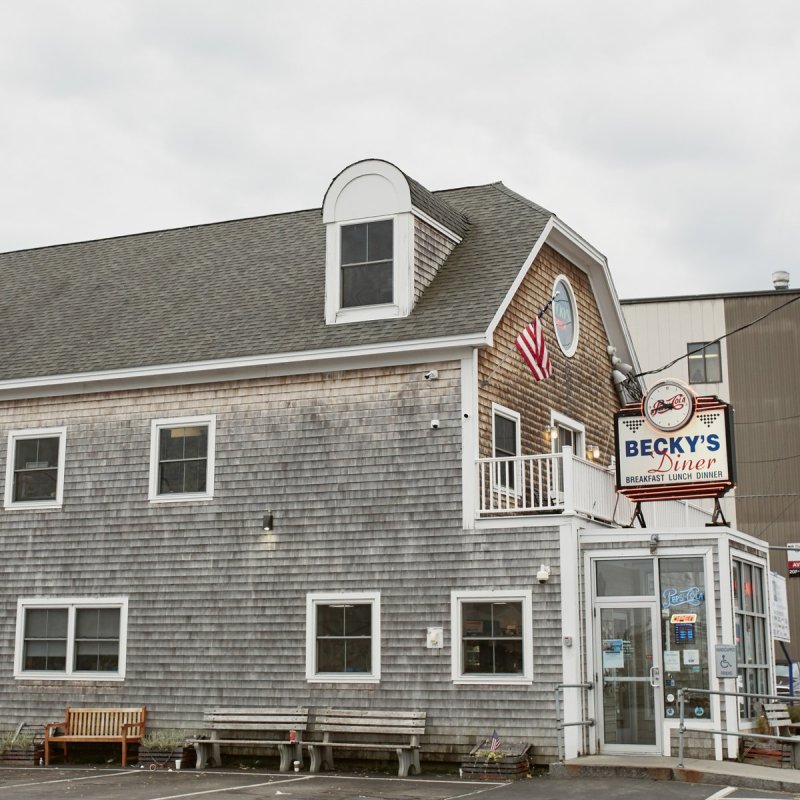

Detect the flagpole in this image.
[479,296,555,389]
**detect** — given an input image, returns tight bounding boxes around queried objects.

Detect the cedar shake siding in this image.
[478,245,620,463]
[0,362,563,762]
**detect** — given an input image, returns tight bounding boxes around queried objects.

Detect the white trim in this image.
[552,274,580,357]
[0,336,486,401]
[14,596,128,681]
[461,352,478,530]
[411,207,463,244]
[4,426,67,511]
[550,410,585,459]
[148,415,216,502]
[305,591,381,684]
[451,588,533,685]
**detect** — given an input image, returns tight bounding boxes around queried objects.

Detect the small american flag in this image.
[490,730,501,752]
[515,316,552,381]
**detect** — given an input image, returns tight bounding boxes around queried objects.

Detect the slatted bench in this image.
[186,707,309,771]
[44,706,146,767]
[306,708,426,777]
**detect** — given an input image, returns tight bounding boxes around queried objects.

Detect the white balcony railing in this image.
[477,447,713,527]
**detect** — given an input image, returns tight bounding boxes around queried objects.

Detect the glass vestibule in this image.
[594,555,710,753]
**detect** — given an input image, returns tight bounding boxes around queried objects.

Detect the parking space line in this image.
[147,774,314,800]
[0,768,137,791]
[704,790,736,800]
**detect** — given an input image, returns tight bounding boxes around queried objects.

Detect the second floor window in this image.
[687,341,722,384]
[340,220,393,308]
[149,416,216,501]
[4,427,66,509]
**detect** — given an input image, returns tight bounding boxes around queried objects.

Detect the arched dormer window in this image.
[322,160,415,325]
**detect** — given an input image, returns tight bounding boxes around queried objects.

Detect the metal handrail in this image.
[676,687,796,767]
[555,682,594,762]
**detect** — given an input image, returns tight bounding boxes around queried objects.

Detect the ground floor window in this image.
[451,589,533,684]
[733,558,769,718]
[305,592,380,683]
[15,598,127,680]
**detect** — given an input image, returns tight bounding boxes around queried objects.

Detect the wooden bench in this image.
[740,702,800,768]
[186,707,308,771]
[44,706,146,767]
[306,708,426,777]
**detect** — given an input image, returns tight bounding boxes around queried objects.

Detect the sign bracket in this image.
[705,498,729,527]
[626,502,647,528]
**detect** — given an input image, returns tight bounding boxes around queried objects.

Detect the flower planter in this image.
[460,737,532,781]
[138,746,196,770]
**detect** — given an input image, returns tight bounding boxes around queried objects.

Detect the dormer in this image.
[322,159,467,325]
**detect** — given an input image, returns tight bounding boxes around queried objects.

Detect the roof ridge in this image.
[489,182,554,217]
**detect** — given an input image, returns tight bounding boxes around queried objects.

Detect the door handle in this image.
[650,665,661,688]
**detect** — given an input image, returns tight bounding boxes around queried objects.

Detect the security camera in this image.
[536,565,551,584]
[430,419,440,429]
[423,370,439,381]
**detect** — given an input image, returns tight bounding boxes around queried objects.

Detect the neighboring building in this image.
[623,275,800,658]
[0,159,772,764]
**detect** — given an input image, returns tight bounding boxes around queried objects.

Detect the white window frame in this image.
[491,403,522,496]
[451,589,533,685]
[148,415,216,502]
[4,427,67,511]
[14,597,128,681]
[305,591,381,684]
[552,274,580,357]
[325,214,414,324]
[549,410,586,459]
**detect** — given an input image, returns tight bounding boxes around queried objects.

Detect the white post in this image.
[562,446,575,515]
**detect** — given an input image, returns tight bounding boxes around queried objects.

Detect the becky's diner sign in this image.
[615,379,735,502]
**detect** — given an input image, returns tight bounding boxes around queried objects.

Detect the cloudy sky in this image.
[1,1,797,299]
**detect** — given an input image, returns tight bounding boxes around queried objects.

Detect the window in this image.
[451,590,533,684]
[306,592,380,683]
[492,404,520,492]
[4,427,66,510]
[15,598,127,680]
[552,275,579,356]
[732,558,769,718]
[149,416,215,501]
[687,342,722,384]
[340,220,393,308]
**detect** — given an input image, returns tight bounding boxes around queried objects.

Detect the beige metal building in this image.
[622,274,800,658]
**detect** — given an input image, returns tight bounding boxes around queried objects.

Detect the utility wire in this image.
[735,412,800,425]
[635,292,800,379]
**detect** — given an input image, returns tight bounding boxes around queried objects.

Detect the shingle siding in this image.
[0,361,565,762]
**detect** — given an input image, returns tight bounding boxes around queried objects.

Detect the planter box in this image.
[0,746,38,764]
[461,737,532,781]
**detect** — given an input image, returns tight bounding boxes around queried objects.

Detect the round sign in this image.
[552,276,578,356]
[642,379,695,432]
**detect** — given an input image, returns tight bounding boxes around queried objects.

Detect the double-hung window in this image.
[732,558,768,718]
[687,341,722,384]
[4,427,66,510]
[492,404,521,493]
[306,592,380,683]
[149,416,216,501]
[15,598,127,680]
[451,589,533,684]
[340,220,393,308]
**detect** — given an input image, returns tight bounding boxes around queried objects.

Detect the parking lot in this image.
[0,767,798,800]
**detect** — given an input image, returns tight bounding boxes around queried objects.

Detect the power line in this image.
[735,412,800,425]
[737,453,800,465]
[636,292,800,379]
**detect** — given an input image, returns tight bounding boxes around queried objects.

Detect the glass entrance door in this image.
[596,603,662,753]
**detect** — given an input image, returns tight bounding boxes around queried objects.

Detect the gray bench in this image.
[186,707,308,771]
[307,708,426,777]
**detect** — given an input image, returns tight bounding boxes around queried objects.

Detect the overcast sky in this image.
[1,1,797,299]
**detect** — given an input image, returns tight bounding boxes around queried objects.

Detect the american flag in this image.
[515,316,552,381]
[490,730,501,752]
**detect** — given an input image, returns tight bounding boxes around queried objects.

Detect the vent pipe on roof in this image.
[772,270,790,290]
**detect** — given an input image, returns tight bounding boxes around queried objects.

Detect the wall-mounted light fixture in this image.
[547,424,558,443]
[588,444,601,460]
[262,511,274,531]
[536,565,551,584]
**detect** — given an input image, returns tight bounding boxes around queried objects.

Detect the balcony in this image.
[477,447,713,527]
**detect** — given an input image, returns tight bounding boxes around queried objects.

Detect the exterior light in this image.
[589,445,601,460]
[548,425,558,442]
[262,511,274,531]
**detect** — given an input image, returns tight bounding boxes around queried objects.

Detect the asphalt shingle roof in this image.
[0,182,552,382]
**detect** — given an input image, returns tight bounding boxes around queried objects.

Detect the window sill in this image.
[453,676,532,686]
[4,501,63,511]
[306,675,380,684]
[15,673,125,682]
[148,493,214,504]
[332,304,401,325]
